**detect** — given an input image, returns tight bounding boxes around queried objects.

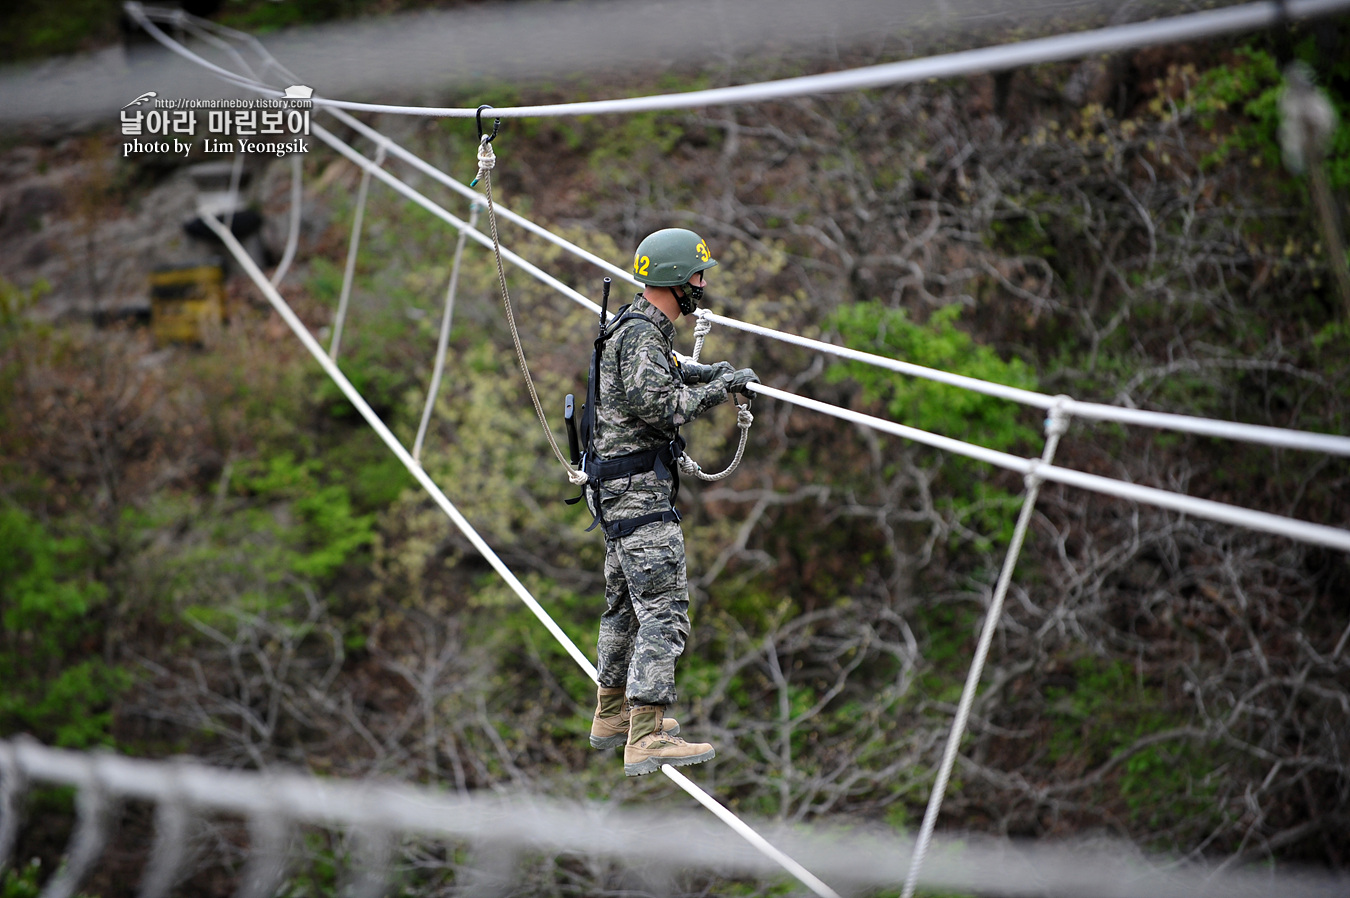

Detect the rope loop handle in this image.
[679,311,754,481]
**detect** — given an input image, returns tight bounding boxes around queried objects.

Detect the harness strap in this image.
[602,508,682,541]
[571,438,685,537]
[571,303,687,539]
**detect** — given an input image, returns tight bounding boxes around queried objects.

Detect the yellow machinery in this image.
[150,263,224,346]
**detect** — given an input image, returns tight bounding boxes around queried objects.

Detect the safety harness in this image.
[566,302,685,540]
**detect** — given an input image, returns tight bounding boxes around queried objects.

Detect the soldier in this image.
[584,228,758,776]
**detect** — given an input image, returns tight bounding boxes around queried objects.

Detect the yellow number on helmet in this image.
[634,254,650,276]
[695,241,710,262]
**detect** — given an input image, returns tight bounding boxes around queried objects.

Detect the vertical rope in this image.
[269,153,304,288]
[475,137,587,486]
[413,199,480,463]
[198,205,602,680]
[42,761,113,898]
[678,310,753,482]
[0,741,25,874]
[900,398,1072,898]
[224,151,245,235]
[331,143,386,360]
[343,825,394,898]
[235,812,292,898]
[138,785,190,898]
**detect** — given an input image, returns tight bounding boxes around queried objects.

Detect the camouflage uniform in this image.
[591,295,730,706]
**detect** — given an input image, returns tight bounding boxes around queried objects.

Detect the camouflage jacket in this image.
[591,295,730,521]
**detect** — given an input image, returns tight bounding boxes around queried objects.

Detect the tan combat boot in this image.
[623,704,714,776]
[589,687,679,749]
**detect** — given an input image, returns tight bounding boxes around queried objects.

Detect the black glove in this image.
[722,367,760,395]
[681,360,734,384]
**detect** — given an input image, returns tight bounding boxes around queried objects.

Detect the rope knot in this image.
[476,136,497,178]
[736,405,754,429]
[1023,459,1044,492]
[690,313,714,363]
[1044,395,1072,438]
[567,467,589,486]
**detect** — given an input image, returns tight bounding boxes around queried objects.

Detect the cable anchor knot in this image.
[469,105,501,188]
[1044,395,1072,439]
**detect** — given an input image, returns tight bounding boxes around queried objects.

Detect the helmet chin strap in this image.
[672,283,703,316]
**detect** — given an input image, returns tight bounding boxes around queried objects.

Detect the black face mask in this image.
[674,282,703,315]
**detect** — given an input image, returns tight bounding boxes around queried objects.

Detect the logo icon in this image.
[283,85,314,99]
[122,91,158,109]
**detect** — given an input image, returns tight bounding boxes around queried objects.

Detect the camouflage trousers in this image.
[596,519,690,707]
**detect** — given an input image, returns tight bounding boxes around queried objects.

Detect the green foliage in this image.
[0,856,97,898]
[143,449,380,661]
[826,302,1039,548]
[0,858,44,898]
[307,255,345,305]
[826,302,1039,451]
[216,0,423,34]
[0,506,126,747]
[1189,46,1350,190]
[472,572,597,708]
[0,277,50,328]
[1189,47,1285,171]
[0,0,121,61]
[912,604,976,704]
[234,452,378,581]
[587,111,689,182]
[1043,657,1222,833]
[989,202,1057,260]
[410,339,561,545]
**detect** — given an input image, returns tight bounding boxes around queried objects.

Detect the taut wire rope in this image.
[127,0,1350,119]
[900,399,1072,898]
[0,742,22,867]
[320,105,1350,458]
[195,205,842,898]
[743,381,1350,552]
[133,0,1350,545]
[13,738,1349,897]
[129,2,1350,460]
[309,121,602,315]
[103,11,1350,895]
[701,311,1350,457]
[330,104,1350,458]
[197,207,601,680]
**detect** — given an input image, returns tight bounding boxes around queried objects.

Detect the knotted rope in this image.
[677,310,753,482]
[474,134,588,487]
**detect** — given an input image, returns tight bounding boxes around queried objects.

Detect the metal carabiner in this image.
[476,104,501,145]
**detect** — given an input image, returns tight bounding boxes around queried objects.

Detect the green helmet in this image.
[631,228,718,288]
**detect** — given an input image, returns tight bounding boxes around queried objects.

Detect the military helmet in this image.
[631,228,718,287]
